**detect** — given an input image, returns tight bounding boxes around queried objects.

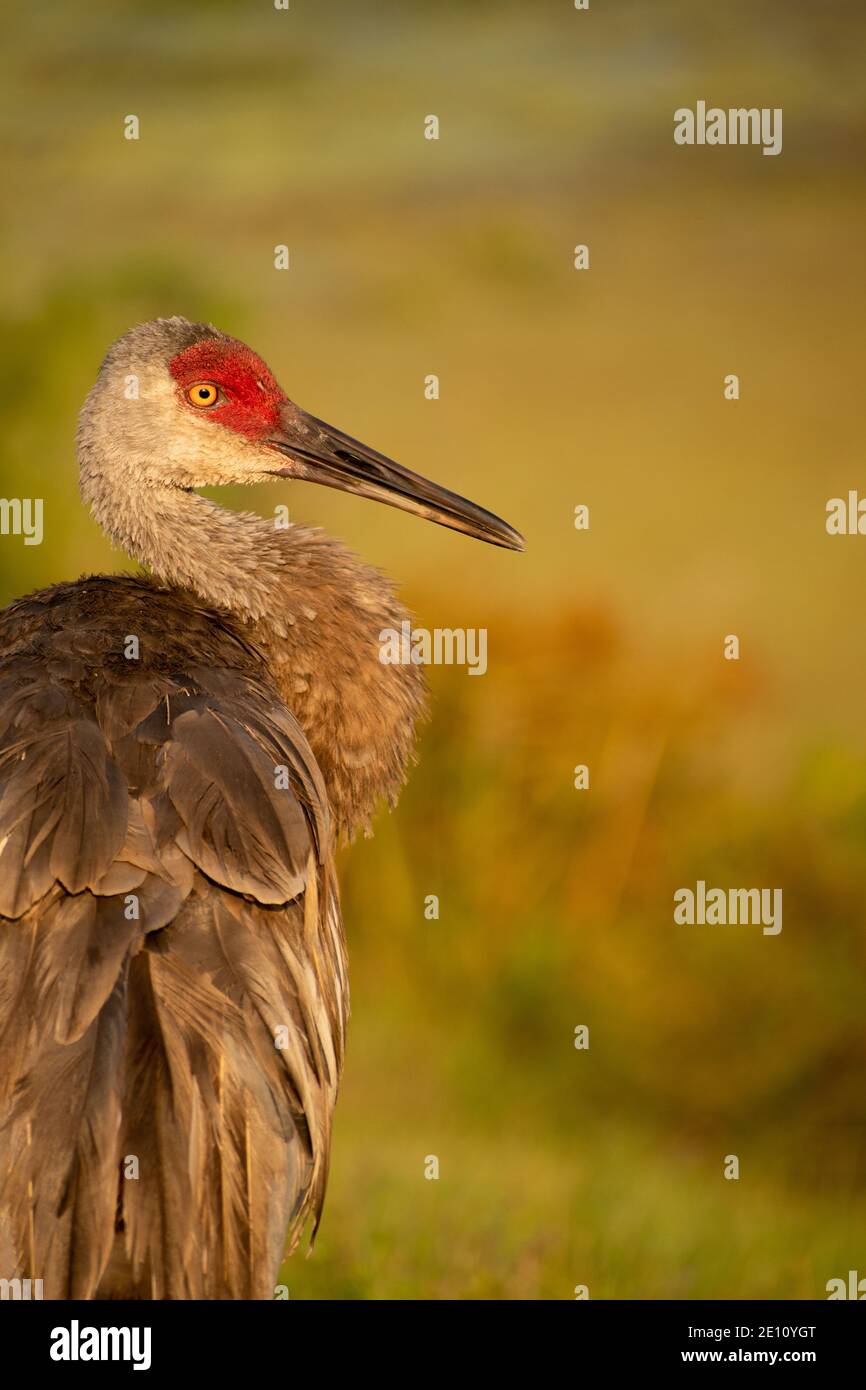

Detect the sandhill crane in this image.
[0,317,522,1299]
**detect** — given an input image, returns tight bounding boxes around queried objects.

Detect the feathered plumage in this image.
[0,578,346,1297]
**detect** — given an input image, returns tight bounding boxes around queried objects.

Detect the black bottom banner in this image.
[1,1297,860,1375]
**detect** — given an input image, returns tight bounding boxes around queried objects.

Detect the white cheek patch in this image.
[98,359,263,482]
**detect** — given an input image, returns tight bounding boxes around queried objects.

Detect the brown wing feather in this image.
[0,577,347,1299]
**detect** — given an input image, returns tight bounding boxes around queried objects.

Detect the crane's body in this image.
[0,317,521,1298]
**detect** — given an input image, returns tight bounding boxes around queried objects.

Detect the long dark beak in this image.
[265,403,524,552]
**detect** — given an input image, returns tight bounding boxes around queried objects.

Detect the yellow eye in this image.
[186,382,220,407]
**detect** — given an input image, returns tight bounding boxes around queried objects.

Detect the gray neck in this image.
[79,468,428,836]
[81,467,281,620]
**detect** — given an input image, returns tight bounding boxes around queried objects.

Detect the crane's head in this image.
[78,316,524,552]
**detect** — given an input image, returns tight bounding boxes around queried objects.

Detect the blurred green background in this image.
[2,0,865,1298]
